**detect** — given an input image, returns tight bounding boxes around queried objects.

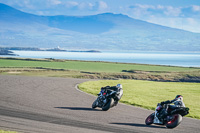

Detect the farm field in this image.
[0,57,200,82]
[0,57,200,72]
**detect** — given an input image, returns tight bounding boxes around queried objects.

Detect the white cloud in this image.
[186,18,197,25]
[125,4,200,32]
[10,0,36,9]
[192,5,200,12]
[127,4,153,18]
[88,3,94,9]
[157,5,164,10]
[78,2,94,10]
[128,4,182,17]
[48,0,61,5]
[65,1,79,8]
[164,6,181,17]
[136,4,155,9]
[147,16,182,29]
[182,18,200,33]
[98,1,108,10]
[146,16,200,33]
[65,1,109,12]
[63,1,95,11]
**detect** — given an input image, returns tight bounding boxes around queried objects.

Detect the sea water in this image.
[1,50,200,67]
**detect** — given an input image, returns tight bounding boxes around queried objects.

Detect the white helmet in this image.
[175,95,183,101]
[116,84,122,89]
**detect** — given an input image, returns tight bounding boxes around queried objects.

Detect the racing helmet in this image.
[175,95,183,101]
[116,84,122,89]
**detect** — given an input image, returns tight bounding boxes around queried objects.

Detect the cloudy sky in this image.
[1,0,200,33]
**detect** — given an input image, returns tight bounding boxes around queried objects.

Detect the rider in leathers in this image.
[100,84,123,104]
[160,95,185,118]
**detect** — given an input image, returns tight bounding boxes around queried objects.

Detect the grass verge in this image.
[0,130,17,133]
[78,79,200,119]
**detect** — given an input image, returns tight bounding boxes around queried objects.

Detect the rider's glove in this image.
[160,102,164,105]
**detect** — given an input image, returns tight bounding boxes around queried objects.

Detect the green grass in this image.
[0,58,199,73]
[79,79,200,119]
[1,58,200,82]
[0,130,17,133]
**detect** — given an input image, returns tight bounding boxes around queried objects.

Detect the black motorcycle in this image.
[92,89,118,111]
[145,103,189,128]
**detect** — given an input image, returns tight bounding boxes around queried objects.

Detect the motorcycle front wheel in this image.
[102,98,114,111]
[92,99,97,109]
[145,113,154,125]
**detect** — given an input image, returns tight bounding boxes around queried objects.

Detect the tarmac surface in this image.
[0,75,200,133]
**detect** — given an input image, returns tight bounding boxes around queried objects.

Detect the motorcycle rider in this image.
[100,84,123,103]
[159,95,185,119]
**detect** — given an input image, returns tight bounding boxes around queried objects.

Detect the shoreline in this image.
[0,49,18,56]
[0,47,101,53]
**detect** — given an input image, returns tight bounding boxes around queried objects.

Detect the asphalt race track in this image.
[0,75,200,133]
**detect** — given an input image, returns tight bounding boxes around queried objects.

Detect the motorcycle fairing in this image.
[153,111,164,124]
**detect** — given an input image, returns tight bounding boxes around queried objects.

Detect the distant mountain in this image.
[0,3,200,51]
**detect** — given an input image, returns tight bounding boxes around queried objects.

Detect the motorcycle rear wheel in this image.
[166,114,182,128]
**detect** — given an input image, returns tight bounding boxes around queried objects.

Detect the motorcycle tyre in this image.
[92,99,97,109]
[102,98,114,111]
[166,114,182,129]
[113,100,118,106]
[145,113,154,125]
